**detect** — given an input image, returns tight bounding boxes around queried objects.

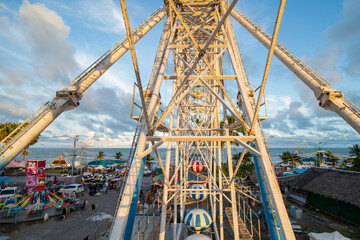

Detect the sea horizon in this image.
[12,147,353,167]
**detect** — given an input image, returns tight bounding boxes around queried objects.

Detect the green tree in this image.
[279,151,303,169]
[221,151,254,178]
[341,157,352,169]
[325,151,339,167]
[235,151,255,178]
[233,151,252,165]
[115,152,123,160]
[145,154,154,168]
[221,163,229,177]
[315,151,324,167]
[344,144,360,171]
[219,115,246,149]
[0,122,39,145]
[349,144,360,157]
[352,156,360,172]
[97,151,105,160]
[0,122,40,160]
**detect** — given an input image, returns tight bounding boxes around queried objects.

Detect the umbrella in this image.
[0,177,11,183]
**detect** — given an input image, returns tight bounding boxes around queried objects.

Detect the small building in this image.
[284,167,360,225]
[244,172,259,191]
[50,156,68,168]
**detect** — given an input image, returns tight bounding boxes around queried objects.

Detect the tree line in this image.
[279,144,360,171]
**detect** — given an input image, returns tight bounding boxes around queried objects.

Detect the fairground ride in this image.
[1,1,360,239]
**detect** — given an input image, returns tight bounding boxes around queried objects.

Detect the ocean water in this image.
[14,147,351,167]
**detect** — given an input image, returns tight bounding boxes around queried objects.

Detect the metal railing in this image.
[0,102,50,154]
[344,101,360,118]
[236,189,262,239]
[226,12,250,86]
[233,7,330,87]
[69,5,165,88]
[135,195,162,240]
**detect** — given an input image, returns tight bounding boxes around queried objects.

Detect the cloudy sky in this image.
[0,0,359,149]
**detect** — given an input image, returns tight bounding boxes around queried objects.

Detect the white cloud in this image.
[266,95,291,113]
[19,0,78,84]
[78,0,124,34]
[74,50,134,93]
[0,1,78,117]
[0,100,32,120]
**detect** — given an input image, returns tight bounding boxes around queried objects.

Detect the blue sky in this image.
[0,0,359,149]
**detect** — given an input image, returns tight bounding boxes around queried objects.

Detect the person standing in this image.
[82,200,87,211]
[61,207,67,220]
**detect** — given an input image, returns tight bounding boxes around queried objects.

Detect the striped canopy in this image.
[191,160,205,173]
[188,184,208,201]
[185,234,211,240]
[184,208,212,232]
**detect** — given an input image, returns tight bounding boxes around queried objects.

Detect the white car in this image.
[0,187,20,201]
[58,184,84,193]
[143,169,152,176]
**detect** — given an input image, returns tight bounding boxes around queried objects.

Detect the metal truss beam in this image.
[109,12,174,240]
[146,135,255,142]
[221,2,295,239]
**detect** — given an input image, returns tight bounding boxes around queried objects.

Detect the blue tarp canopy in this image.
[292,169,308,174]
[88,160,126,166]
[0,177,11,183]
[88,160,108,166]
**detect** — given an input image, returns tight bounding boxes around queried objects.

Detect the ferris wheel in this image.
[1,0,360,239]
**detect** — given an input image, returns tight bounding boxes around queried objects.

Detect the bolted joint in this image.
[56,87,81,108]
[318,89,343,110]
[237,85,255,110]
[198,49,206,58]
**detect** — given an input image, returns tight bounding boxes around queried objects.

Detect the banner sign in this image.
[26,160,46,192]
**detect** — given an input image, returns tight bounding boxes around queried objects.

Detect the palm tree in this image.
[352,156,360,171]
[232,151,254,177]
[233,151,252,165]
[349,144,360,157]
[315,151,324,167]
[145,154,154,168]
[325,151,339,167]
[221,163,229,177]
[220,115,246,149]
[115,152,123,160]
[97,151,105,160]
[279,151,302,169]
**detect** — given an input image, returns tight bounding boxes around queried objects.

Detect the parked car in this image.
[143,169,152,176]
[47,181,65,192]
[0,187,20,202]
[58,184,84,194]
